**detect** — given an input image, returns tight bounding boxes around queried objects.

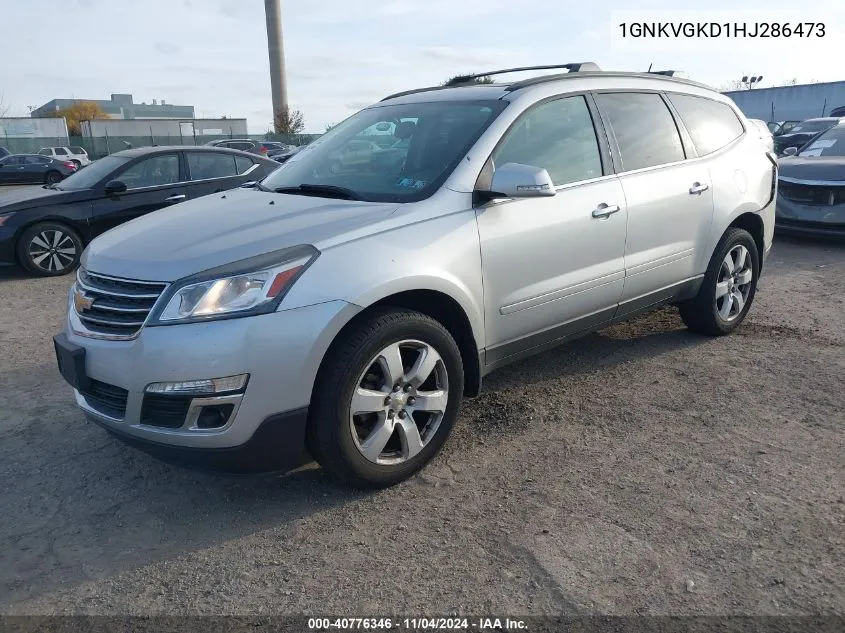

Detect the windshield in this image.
[798,126,845,157]
[55,155,130,190]
[790,120,833,134]
[260,100,506,202]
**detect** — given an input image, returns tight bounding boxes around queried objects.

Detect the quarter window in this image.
[119,154,181,188]
[492,95,603,186]
[188,152,239,180]
[667,94,744,156]
[596,92,685,171]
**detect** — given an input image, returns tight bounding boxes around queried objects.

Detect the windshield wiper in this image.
[274,183,361,201]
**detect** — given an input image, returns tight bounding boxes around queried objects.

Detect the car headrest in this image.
[394,121,416,140]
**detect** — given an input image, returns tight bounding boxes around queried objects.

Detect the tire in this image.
[308,308,464,488]
[679,227,760,336]
[45,170,62,184]
[17,222,83,277]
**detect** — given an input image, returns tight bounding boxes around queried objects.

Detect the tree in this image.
[47,101,109,135]
[272,107,305,135]
[442,74,494,87]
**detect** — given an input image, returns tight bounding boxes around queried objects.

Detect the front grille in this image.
[779,181,845,206]
[80,379,128,418]
[141,394,191,429]
[75,269,167,338]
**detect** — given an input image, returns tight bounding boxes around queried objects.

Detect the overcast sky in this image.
[1,0,843,132]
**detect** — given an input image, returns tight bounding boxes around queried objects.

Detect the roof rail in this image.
[444,62,601,87]
[649,70,689,78]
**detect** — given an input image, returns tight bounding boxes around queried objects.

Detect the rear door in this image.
[594,91,714,312]
[183,150,253,199]
[89,152,187,236]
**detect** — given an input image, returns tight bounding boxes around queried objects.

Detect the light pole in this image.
[741,75,764,90]
[264,0,289,126]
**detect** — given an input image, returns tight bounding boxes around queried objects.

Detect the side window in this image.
[667,94,744,156]
[118,154,181,188]
[235,156,255,174]
[54,147,68,156]
[492,95,603,186]
[187,152,238,180]
[596,92,685,171]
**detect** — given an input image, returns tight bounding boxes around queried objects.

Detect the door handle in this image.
[689,182,709,195]
[164,194,186,202]
[591,203,620,219]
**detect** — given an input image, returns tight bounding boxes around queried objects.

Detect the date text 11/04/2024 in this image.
[307,617,528,630]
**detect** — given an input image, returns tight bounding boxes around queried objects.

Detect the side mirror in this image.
[782,146,798,157]
[104,180,127,195]
[478,163,556,199]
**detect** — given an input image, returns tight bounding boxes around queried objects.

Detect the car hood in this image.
[82,188,400,281]
[0,186,78,211]
[778,157,845,182]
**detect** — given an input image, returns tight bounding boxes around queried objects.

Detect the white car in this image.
[38,146,91,168]
[748,119,774,152]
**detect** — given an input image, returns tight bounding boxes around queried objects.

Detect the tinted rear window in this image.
[667,94,744,156]
[596,92,685,171]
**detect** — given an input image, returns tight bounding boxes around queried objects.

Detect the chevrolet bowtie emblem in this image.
[73,288,94,313]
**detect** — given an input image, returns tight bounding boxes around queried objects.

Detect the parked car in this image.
[774,117,841,155]
[204,139,268,155]
[0,146,277,276]
[38,146,91,168]
[0,153,76,185]
[54,65,776,486]
[776,121,845,239]
[768,120,800,136]
[748,119,774,152]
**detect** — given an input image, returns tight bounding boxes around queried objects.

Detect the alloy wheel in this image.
[349,339,449,465]
[28,230,77,273]
[715,244,753,322]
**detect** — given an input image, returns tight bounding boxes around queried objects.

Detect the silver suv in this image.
[55,64,777,487]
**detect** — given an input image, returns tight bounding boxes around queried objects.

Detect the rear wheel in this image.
[17,222,83,276]
[45,170,62,184]
[308,308,464,488]
[679,227,759,335]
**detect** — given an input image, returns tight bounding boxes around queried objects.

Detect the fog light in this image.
[145,374,249,395]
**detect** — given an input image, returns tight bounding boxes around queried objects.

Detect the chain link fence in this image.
[1,133,321,159]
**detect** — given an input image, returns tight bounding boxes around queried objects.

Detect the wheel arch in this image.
[312,288,483,400]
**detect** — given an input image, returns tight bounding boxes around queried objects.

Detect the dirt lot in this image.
[0,237,842,616]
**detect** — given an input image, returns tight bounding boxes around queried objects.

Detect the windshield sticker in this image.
[397,177,427,189]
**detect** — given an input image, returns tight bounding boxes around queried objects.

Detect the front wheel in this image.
[308,308,464,488]
[17,222,83,276]
[679,227,759,335]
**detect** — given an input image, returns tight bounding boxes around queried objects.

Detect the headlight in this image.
[153,245,318,324]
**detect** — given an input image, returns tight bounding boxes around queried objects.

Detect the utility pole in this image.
[264,0,289,125]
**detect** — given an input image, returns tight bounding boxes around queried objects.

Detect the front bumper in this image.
[60,298,360,469]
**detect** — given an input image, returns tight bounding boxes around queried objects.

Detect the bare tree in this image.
[442,74,494,87]
[272,107,305,135]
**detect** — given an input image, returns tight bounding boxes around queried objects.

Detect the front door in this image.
[89,152,187,236]
[475,94,628,365]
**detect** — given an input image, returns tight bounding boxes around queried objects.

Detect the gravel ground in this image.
[0,236,843,616]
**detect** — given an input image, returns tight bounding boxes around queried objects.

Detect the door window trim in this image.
[591,88,695,176]
[475,90,614,193]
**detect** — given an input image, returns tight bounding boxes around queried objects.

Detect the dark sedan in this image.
[774,117,841,155]
[0,146,279,276]
[0,153,77,185]
[776,122,845,239]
